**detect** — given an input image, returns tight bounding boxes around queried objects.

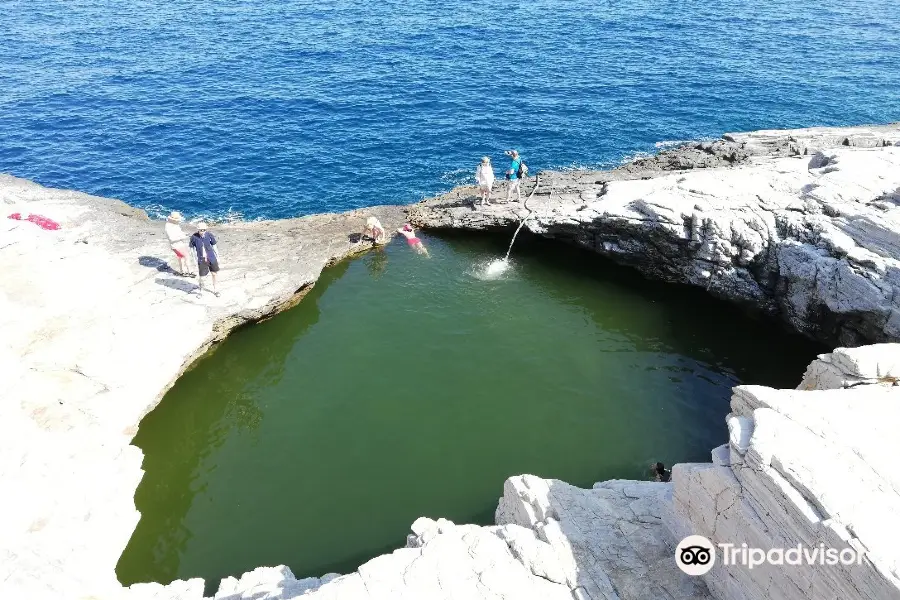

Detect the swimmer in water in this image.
[653,462,671,483]
[398,223,429,256]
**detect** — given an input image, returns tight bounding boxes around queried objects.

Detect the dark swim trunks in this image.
[198,259,220,277]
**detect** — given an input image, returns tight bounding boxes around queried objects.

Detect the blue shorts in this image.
[198,258,219,276]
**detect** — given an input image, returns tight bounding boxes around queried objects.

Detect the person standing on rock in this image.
[504,150,524,203]
[475,156,495,206]
[189,222,221,296]
[164,211,194,276]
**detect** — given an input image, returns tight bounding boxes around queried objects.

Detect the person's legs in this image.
[174,246,194,276]
[507,179,520,202]
[197,258,209,292]
[514,179,522,202]
[172,249,183,274]
[209,260,220,295]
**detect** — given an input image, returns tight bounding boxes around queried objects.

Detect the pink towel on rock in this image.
[7,213,60,230]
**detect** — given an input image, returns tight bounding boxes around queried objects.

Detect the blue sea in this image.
[1,1,898,221]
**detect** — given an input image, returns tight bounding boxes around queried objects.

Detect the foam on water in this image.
[143,203,257,225]
[654,137,717,150]
[470,258,512,281]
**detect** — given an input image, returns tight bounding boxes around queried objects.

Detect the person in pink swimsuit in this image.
[397,224,428,256]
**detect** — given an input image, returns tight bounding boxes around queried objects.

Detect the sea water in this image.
[1,0,898,220]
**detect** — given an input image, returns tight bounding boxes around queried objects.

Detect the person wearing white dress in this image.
[164,211,193,276]
[475,156,495,206]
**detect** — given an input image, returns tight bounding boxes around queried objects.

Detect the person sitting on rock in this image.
[653,462,671,482]
[362,216,386,244]
[189,222,221,296]
[164,211,194,276]
[475,156,495,207]
[397,224,428,256]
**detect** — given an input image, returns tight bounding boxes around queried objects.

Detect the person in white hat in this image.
[164,211,193,276]
[189,221,220,296]
[475,156,495,206]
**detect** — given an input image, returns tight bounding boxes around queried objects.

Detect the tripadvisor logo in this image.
[676,535,716,576]
[675,535,864,576]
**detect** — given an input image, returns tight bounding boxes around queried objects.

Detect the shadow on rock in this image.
[155,277,199,294]
[139,255,175,273]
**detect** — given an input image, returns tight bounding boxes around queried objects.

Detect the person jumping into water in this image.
[398,223,428,256]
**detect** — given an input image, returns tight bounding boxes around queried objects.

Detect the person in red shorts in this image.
[164,211,193,276]
[397,223,428,256]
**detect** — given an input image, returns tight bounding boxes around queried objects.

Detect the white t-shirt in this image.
[476,163,495,186]
[165,222,188,248]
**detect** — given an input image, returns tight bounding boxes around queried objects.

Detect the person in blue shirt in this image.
[505,149,523,203]
[189,222,221,296]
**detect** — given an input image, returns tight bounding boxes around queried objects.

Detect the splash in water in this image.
[470,212,534,280]
[470,258,512,280]
[473,174,539,281]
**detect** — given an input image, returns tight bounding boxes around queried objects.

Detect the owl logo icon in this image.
[676,535,716,575]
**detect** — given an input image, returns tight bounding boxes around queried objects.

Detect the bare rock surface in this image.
[670,343,900,600]
[205,479,708,600]
[0,174,406,599]
[495,476,711,600]
[409,124,900,346]
[799,343,900,390]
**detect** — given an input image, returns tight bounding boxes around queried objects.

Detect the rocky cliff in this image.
[669,343,900,600]
[409,124,900,346]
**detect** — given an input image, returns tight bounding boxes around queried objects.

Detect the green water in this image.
[117,232,823,590]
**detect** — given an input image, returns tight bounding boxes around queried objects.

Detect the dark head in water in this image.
[654,462,671,482]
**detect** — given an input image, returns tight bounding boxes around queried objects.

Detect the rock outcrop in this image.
[0,174,406,600]
[670,343,900,600]
[409,124,900,346]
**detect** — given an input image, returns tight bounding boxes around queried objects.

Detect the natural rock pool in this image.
[116,232,823,590]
